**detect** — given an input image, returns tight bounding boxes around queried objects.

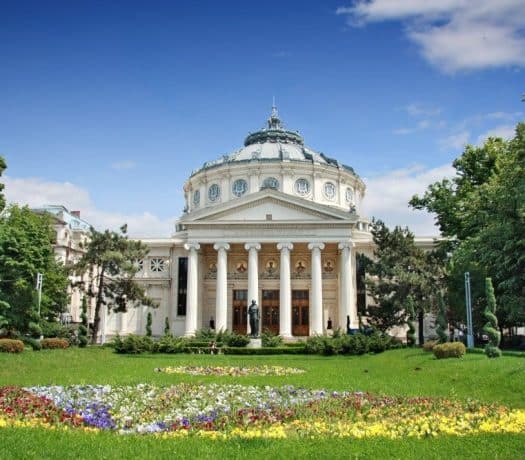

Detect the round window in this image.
[193,190,200,206]
[208,184,221,202]
[232,179,248,197]
[345,187,354,203]
[294,178,310,196]
[324,182,336,200]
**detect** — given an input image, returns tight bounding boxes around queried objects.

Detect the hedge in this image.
[0,339,25,353]
[433,342,466,359]
[222,346,306,355]
[41,338,69,350]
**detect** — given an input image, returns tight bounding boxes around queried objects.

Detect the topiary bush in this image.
[484,278,502,358]
[41,338,69,349]
[164,317,170,336]
[0,339,24,353]
[145,312,153,337]
[433,342,466,359]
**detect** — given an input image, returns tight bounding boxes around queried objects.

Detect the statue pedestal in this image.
[248,338,262,348]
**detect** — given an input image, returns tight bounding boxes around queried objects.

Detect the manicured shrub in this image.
[41,338,69,349]
[0,339,24,353]
[145,312,153,337]
[28,321,42,339]
[423,340,438,352]
[224,332,250,347]
[433,342,466,359]
[222,346,306,355]
[261,330,283,347]
[484,278,502,358]
[113,334,152,354]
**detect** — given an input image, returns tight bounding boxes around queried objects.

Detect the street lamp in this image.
[464,272,474,348]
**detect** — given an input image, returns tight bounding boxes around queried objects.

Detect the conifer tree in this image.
[164,317,170,336]
[484,278,502,358]
[146,312,153,337]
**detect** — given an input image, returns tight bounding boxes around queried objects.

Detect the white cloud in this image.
[111,161,136,170]
[363,163,455,235]
[337,1,525,72]
[3,176,176,238]
[476,124,516,144]
[403,103,442,117]
[440,130,470,150]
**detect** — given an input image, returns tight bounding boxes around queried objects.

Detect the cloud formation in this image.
[363,163,455,235]
[111,161,136,170]
[4,176,175,238]
[337,1,525,72]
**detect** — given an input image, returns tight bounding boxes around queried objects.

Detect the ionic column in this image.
[277,242,293,338]
[245,243,261,335]
[338,242,357,331]
[308,242,325,335]
[184,242,200,336]
[213,242,230,332]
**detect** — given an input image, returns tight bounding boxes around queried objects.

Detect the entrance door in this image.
[292,290,309,336]
[232,290,248,334]
[262,290,279,335]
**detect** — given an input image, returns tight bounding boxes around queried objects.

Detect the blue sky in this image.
[2,1,524,236]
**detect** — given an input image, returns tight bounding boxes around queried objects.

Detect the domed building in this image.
[102,106,378,340]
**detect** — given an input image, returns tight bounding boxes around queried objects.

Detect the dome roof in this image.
[192,106,355,176]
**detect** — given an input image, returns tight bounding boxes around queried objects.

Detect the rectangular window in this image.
[177,257,188,316]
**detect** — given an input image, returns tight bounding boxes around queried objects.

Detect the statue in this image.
[248,300,260,337]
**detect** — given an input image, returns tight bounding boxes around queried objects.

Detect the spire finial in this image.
[268,98,282,130]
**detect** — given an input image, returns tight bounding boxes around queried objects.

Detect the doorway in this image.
[232,289,247,334]
[262,289,279,334]
[292,290,309,336]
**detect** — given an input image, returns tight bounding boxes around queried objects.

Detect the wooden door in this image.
[232,289,247,334]
[262,290,279,335]
[292,290,309,336]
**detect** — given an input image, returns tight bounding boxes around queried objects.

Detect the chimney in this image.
[71,211,80,218]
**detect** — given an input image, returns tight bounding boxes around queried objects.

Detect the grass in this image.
[1,347,524,459]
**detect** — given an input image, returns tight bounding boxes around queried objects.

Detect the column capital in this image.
[244,242,261,252]
[338,241,355,251]
[277,242,294,252]
[308,242,325,251]
[213,242,231,252]
[184,242,201,251]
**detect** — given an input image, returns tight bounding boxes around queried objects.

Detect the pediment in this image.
[182,189,353,223]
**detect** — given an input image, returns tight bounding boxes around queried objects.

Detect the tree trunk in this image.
[91,267,105,344]
[418,309,425,346]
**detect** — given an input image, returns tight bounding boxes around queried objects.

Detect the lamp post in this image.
[36,273,43,316]
[464,272,474,349]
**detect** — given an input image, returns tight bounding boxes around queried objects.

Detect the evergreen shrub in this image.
[22,337,42,351]
[433,342,466,359]
[224,332,250,347]
[261,330,283,347]
[113,334,152,354]
[0,339,24,353]
[41,338,69,349]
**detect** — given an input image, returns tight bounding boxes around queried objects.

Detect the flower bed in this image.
[154,366,305,376]
[1,384,524,439]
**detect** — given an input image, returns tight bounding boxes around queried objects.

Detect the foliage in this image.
[163,317,170,336]
[436,292,448,343]
[484,278,502,358]
[422,340,438,352]
[28,321,43,339]
[261,330,283,347]
[0,339,24,353]
[411,124,525,331]
[194,328,216,340]
[74,225,156,343]
[405,296,416,347]
[21,337,42,351]
[433,342,466,359]
[112,334,153,354]
[41,338,69,349]
[78,296,89,348]
[305,333,394,356]
[223,332,250,347]
[0,205,69,335]
[221,346,306,355]
[145,312,152,337]
[155,335,187,354]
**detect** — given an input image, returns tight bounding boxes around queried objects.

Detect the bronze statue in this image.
[248,300,260,337]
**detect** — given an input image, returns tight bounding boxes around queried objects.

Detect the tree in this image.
[411,124,525,332]
[75,225,156,343]
[484,278,502,358]
[405,295,416,347]
[364,220,442,337]
[0,205,69,335]
[78,296,89,347]
[0,156,6,213]
[436,292,448,343]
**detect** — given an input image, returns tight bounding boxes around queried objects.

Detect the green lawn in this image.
[1,347,524,459]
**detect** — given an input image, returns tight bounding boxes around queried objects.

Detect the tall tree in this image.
[75,225,156,343]
[0,205,69,334]
[411,123,525,332]
[0,156,6,213]
[364,220,442,336]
